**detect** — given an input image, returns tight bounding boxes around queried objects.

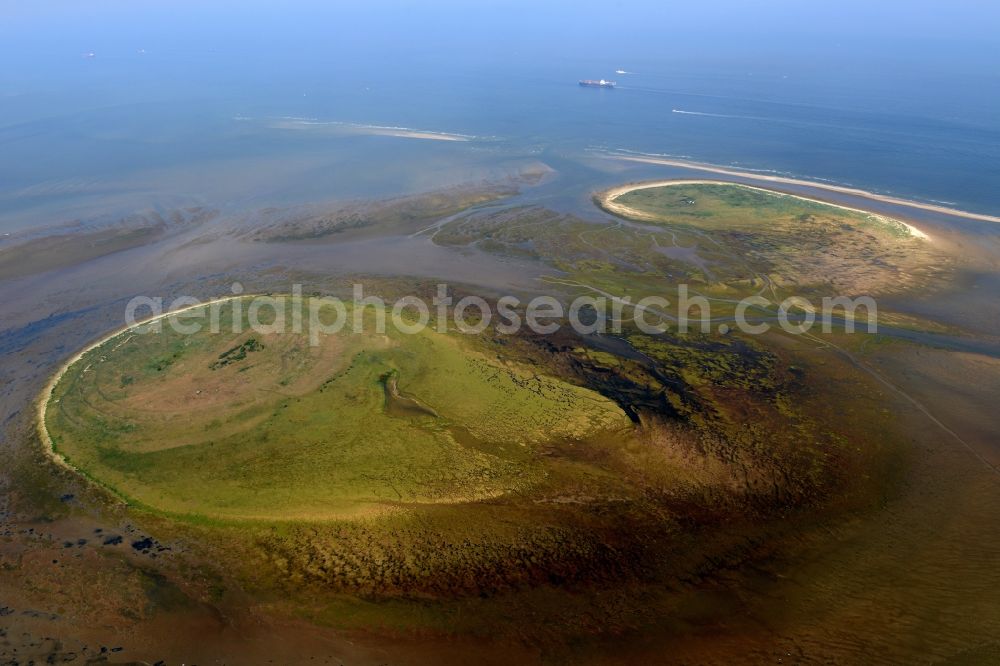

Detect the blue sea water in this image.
[1,0,998,232]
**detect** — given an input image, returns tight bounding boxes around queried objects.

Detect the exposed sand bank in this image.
[598,178,932,240]
[608,154,1000,225]
[269,118,473,141]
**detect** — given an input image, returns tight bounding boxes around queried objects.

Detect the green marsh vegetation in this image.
[45,300,629,522]
[431,183,949,330]
[38,183,924,636]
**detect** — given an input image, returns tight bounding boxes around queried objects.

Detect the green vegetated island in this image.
[41,181,940,626]
[46,304,626,521]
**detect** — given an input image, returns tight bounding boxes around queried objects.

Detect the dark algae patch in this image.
[210,337,263,370]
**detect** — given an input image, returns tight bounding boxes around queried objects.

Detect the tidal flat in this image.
[2,164,1000,665]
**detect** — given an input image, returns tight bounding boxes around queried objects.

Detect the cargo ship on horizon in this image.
[579,79,616,88]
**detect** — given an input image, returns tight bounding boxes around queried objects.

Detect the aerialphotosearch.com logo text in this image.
[124,283,878,345]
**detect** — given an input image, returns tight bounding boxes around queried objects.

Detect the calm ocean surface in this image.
[2,1,998,232]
